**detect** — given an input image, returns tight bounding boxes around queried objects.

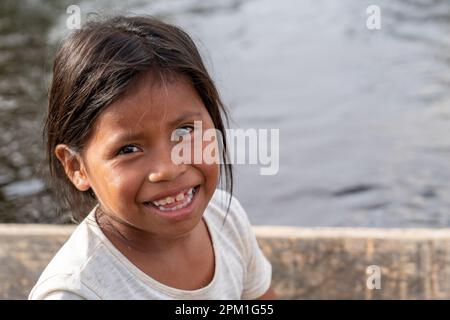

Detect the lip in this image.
[142,185,200,221]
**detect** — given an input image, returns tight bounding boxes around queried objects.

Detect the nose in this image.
[148,145,188,183]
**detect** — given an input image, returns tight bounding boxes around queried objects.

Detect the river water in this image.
[1,0,450,227]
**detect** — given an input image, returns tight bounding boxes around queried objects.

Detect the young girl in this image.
[29,15,275,300]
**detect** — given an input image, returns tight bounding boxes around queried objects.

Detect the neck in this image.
[95,207,198,255]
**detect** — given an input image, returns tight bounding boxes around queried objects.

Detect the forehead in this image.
[94,73,207,131]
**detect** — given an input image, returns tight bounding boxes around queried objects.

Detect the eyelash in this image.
[116,125,195,156]
[175,125,195,136]
[117,144,141,155]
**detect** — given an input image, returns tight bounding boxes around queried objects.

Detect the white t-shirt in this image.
[28,189,272,300]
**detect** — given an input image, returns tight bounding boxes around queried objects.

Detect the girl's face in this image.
[77,73,219,239]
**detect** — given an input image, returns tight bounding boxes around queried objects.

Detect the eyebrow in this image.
[109,111,203,144]
[167,111,203,127]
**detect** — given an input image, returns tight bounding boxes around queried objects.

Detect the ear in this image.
[54,144,91,191]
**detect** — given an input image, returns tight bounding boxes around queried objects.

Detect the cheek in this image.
[90,163,142,203]
[196,162,219,193]
[196,122,221,191]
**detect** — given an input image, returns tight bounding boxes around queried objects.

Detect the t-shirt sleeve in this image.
[228,195,272,300]
[28,274,99,300]
[42,291,86,300]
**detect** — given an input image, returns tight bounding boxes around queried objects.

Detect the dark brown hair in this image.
[44,15,233,223]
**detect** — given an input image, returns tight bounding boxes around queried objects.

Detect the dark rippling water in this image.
[1,0,450,227]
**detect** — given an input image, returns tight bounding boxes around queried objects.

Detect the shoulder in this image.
[28,209,106,300]
[205,189,255,257]
[28,273,99,300]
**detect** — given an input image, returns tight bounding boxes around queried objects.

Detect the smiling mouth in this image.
[143,185,200,212]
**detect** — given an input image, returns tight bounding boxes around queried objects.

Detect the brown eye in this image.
[174,125,194,139]
[118,145,140,155]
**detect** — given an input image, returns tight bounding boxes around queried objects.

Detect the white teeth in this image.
[156,194,193,212]
[176,193,184,201]
[150,187,196,211]
[166,196,174,204]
